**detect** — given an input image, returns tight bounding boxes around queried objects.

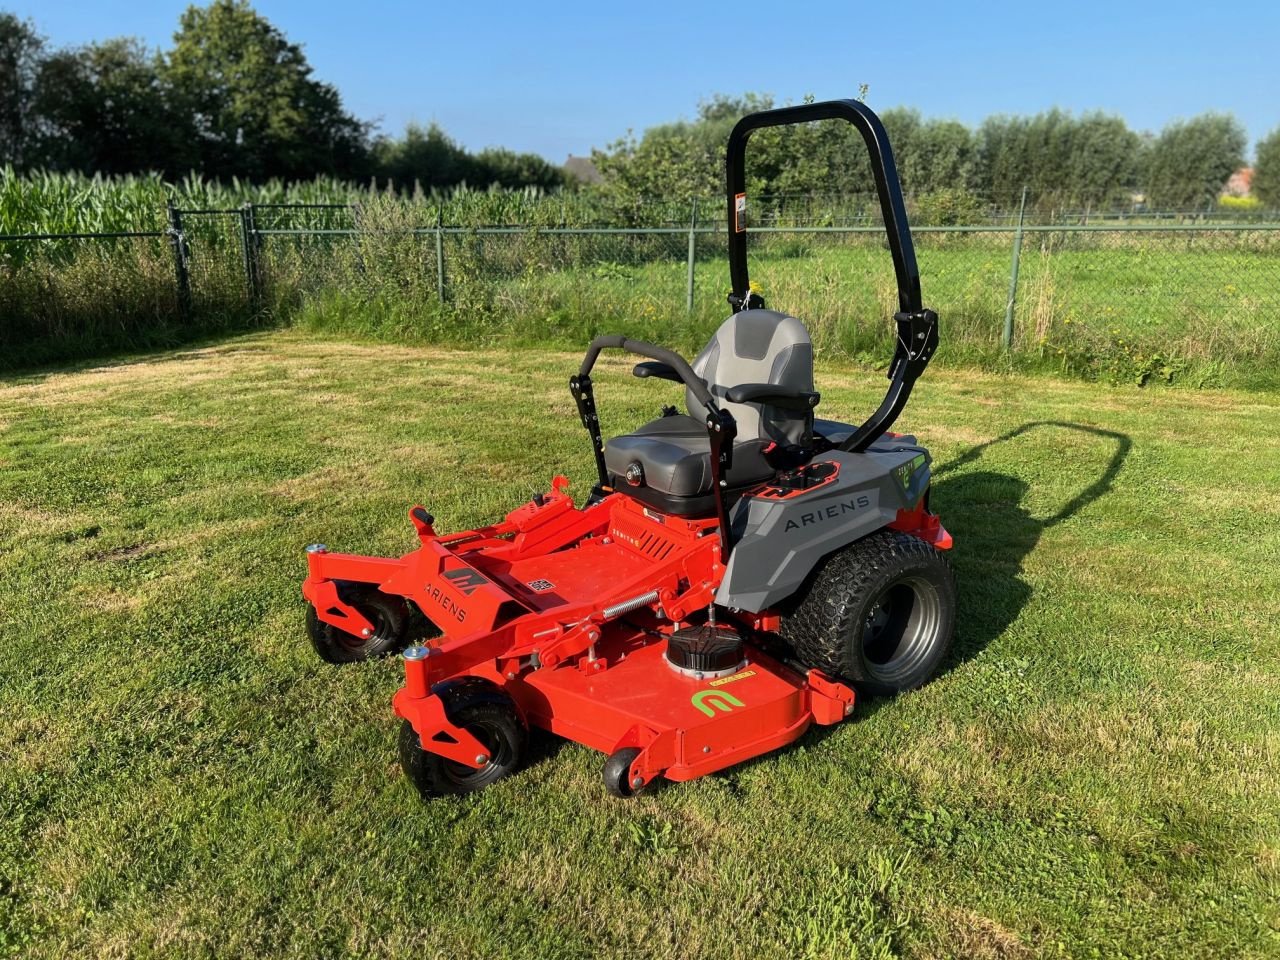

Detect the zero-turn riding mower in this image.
[301,99,956,799]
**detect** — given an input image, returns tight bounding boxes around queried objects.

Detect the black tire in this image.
[398,684,527,799]
[602,747,647,798]
[306,586,408,664]
[780,529,956,696]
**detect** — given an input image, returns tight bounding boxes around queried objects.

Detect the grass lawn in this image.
[2,332,1278,958]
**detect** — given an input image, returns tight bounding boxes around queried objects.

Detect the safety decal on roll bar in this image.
[734,193,746,233]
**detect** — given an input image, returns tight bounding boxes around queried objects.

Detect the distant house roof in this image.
[1224,167,1253,198]
[564,155,602,185]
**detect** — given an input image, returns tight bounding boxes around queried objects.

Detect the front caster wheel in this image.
[398,688,526,799]
[306,585,408,664]
[603,747,652,798]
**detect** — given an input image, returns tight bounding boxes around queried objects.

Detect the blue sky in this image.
[17,1,1280,159]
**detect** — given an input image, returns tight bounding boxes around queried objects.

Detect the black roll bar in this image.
[724,99,937,452]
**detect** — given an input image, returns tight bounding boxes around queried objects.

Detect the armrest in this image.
[633,361,683,384]
[724,383,820,411]
[581,335,716,410]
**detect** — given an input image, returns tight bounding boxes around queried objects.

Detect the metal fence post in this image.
[1002,186,1028,351]
[239,202,261,312]
[685,197,698,313]
[435,206,446,303]
[166,200,192,321]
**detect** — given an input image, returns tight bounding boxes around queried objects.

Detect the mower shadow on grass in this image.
[932,421,1132,676]
[703,420,1133,782]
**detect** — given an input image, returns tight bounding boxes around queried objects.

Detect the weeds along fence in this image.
[0,205,253,368]
[3,199,1279,386]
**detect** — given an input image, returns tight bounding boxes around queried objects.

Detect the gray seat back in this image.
[686,309,814,445]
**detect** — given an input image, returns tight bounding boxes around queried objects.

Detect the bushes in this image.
[1218,195,1261,211]
[912,189,985,226]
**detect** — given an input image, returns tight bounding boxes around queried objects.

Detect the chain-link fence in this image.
[3,202,1278,384]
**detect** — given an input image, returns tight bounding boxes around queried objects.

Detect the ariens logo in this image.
[442,567,488,596]
[784,495,870,532]
[426,567,491,623]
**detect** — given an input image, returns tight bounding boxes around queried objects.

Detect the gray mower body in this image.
[717,428,932,613]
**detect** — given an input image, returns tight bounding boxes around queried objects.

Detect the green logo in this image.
[896,454,927,490]
[691,690,744,717]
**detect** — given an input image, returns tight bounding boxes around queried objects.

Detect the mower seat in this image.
[605,415,774,500]
[603,309,815,516]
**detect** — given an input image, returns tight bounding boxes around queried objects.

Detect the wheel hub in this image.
[862,576,941,677]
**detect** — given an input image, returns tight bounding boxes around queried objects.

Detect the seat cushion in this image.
[686,310,814,446]
[604,415,775,498]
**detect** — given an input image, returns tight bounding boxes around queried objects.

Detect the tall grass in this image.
[280,223,1280,389]
[2,172,1277,386]
[0,170,272,366]
[0,173,685,369]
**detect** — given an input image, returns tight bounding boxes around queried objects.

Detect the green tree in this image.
[1144,113,1246,210]
[372,122,472,190]
[591,124,721,221]
[764,110,871,199]
[470,147,563,190]
[1252,127,1280,207]
[885,111,975,194]
[0,13,44,167]
[590,98,756,221]
[1065,112,1141,207]
[591,93,895,218]
[973,110,1139,209]
[882,108,943,194]
[371,123,563,192]
[974,114,1030,206]
[919,119,976,192]
[161,0,370,181]
[32,38,196,175]
[1024,109,1075,203]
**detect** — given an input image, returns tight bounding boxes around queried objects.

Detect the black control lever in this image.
[706,407,738,562]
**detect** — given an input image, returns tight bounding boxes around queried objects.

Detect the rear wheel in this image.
[399,684,527,799]
[306,586,408,664]
[780,530,956,695]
